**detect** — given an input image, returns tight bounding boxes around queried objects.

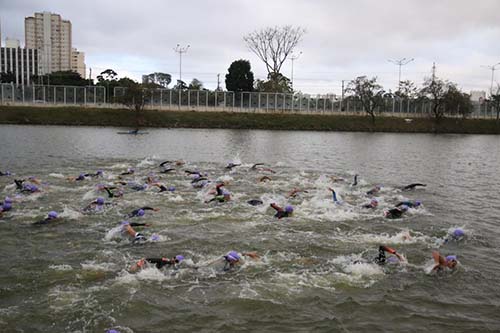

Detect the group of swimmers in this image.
[0,163,460,274]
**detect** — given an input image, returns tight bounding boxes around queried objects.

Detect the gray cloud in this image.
[1,0,499,93]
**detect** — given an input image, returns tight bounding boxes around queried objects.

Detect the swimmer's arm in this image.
[130,222,150,227]
[270,203,283,212]
[242,252,259,259]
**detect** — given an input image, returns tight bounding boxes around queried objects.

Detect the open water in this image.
[0,125,499,332]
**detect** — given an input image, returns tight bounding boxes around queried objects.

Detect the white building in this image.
[5,38,20,48]
[25,11,72,75]
[71,48,85,78]
[1,43,39,85]
[470,90,486,102]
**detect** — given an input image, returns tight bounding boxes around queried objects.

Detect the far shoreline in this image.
[0,105,499,135]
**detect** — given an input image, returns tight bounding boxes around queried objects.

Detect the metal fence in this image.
[1,83,498,119]
[0,83,106,105]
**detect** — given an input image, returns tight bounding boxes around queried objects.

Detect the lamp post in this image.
[290,51,302,91]
[388,57,414,91]
[173,44,190,84]
[481,62,500,96]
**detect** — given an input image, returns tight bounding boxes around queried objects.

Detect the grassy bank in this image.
[0,105,499,134]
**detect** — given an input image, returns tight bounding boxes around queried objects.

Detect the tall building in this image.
[1,40,39,85]
[71,48,85,78]
[25,11,72,75]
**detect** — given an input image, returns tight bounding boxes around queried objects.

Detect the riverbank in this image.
[0,105,499,134]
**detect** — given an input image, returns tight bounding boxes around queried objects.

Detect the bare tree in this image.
[347,76,385,124]
[491,84,500,121]
[244,26,305,76]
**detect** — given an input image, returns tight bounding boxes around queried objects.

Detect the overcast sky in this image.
[2,0,500,94]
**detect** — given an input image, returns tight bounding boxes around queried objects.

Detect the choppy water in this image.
[0,125,500,332]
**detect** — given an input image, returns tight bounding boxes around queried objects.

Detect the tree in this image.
[395,80,418,99]
[96,69,118,82]
[255,72,292,93]
[188,78,203,90]
[143,72,171,88]
[442,85,473,119]
[173,80,188,91]
[420,76,455,122]
[346,76,385,123]
[0,72,16,83]
[225,59,254,92]
[31,71,88,86]
[490,85,500,121]
[243,26,305,76]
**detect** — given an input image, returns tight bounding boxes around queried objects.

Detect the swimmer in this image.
[68,170,103,181]
[128,207,159,218]
[444,228,465,243]
[129,255,185,273]
[205,183,231,203]
[191,175,208,184]
[288,188,308,198]
[328,187,341,203]
[222,251,259,271]
[402,183,426,191]
[352,174,358,186]
[432,251,458,272]
[270,203,294,219]
[0,170,11,176]
[116,181,148,191]
[33,211,60,225]
[366,185,381,196]
[362,198,378,209]
[0,198,13,216]
[192,176,210,188]
[225,162,241,170]
[185,170,203,177]
[121,221,148,243]
[373,245,405,265]
[83,197,110,212]
[103,186,124,198]
[384,205,409,219]
[247,199,263,206]
[330,176,345,183]
[251,163,276,173]
[120,168,135,176]
[160,168,176,174]
[395,200,421,208]
[21,183,41,194]
[151,183,175,192]
[259,176,272,182]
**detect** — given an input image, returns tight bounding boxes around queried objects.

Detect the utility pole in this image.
[290,51,302,91]
[481,62,500,96]
[89,67,92,86]
[216,73,220,91]
[432,62,436,82]
[388,57,414,91]
[173,44,190,83]
[341,80,345,111]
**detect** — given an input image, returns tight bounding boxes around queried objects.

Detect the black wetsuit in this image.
[402,183,426,190]
[396,201,418,208]
[0,171,10,176]
[191,177,208,184]
[385,208,405,219]
[185,170,202,176]
[130,222,148,227]
[120,171,134,176]
[104,187,119,198]
[157,185,168,192]
[159,161,172,167]
[129,207,155,217]
[352,175,358,186]
[145,258,175,269]
[160,168,175,174]
[33,217,56,225]
[248,199,263,206]
[373,246,388,265]
[14,179,24,190]
[225,163,240,170]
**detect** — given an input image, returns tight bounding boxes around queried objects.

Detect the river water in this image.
[0,125,499,332]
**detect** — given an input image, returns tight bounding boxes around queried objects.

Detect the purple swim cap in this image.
[226,251,241,262]
[137,209,145,217]
[401,204,409,211]
[150,234,160,241]
[96,197,105,205]
[446,255,457,262]
[97,170,103,175]
[175,255,184,263]
[387,256,399,263]
[285,205,294,213]
[415,200,422,206]
[371,198,378,204]
[29,185,38,192]
[48,211,58,219]
[106,330,120,333]
[2,203,12,210]
[121,220,130,226]
[453,229,464,238]
[4,197,12,204]
[129,168,135,173]
[168,186,176,192]
[222,190,230,196]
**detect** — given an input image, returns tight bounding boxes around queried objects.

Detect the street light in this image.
[173,44,190,84]
[290,51,302,91]
[388,57,414,91]
[481,62,500,96]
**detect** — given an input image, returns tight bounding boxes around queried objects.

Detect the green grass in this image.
[0,105,499,134]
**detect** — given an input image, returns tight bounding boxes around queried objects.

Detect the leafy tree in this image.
[31,71,88,86]
[255,72,292,93]
[96,69,119,101]
[491,85,500,121]
[96,69,118,82]
[173,80,188,91]
[420,76,455,122]
[188,78,203,90]
[0,71,16,83]
[442,85,473,119]
[225,59,254,92]
[243,26,305,77]
[143,72,171,88]
[395,80,418,99]
[346,76,385,123]
[115,79,148,129]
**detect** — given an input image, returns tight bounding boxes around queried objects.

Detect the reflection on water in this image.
[0,125,499,332]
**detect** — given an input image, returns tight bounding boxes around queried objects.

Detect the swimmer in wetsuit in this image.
[432,251,458,272]
[395,200,421,208]
[362,198,378,209]
[129,255,185,272]
[402,183,426,191]
[373,245,405,265]
[33,211,59,225]
[83,197,111,212]
[0,197,13,216]
[120,168,135,176]
[103,186,124,198]
[247,199,263,206]
[121,221,148,243]
[270,203,293,219]
[128,207,159,218]
[288,188,308,198]
[384,205,409,219]
[0,171,11,176]
[222,251,259,271]
[205,183,231,203]
[259,176,272,182]
[352,174,359,186]
[328,187,341,203]
[366,185,381,196]
[251,163,276,173]
[151,183,175,192]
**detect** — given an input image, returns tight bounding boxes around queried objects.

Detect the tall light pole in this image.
[173,44,190,83]
[481,62,500,96]
[388,57,414,91]
[290,51,302,91]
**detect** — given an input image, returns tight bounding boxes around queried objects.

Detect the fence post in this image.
[1,84,3,104]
